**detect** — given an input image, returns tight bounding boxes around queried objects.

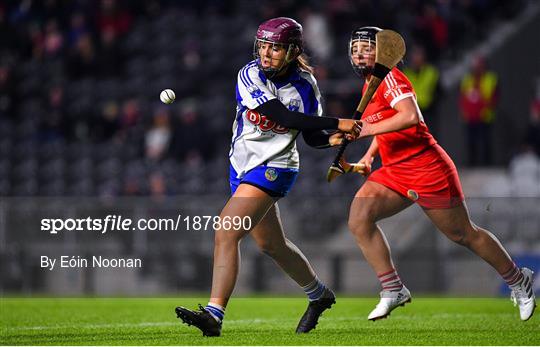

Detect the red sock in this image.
[378,268,403,291]
[501,262,524,287]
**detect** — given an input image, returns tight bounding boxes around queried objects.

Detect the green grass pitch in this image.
[1,297,538,345]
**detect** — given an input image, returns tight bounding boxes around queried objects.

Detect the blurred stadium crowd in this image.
[1,0,539,296]
[0,0,536,197]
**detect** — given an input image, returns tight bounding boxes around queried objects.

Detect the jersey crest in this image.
[264,168,278,181]
[247,84,264,98]
[288,99,301,112]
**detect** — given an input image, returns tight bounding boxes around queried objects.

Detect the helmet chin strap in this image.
[284,45,300,64]
[352,64,373,79]
[261,62,284,79]
[262,44,300,78]
[360,65,373,78]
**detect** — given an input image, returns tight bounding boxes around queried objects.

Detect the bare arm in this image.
[348,137,377,176]
[359,96,421,137]
[365,137,379,158]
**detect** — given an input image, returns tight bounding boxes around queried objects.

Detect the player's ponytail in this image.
[296,54,314,74]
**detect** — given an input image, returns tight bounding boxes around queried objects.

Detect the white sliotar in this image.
[160,89,176,104]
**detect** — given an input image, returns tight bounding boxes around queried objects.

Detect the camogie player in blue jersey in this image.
[175,17,361,336]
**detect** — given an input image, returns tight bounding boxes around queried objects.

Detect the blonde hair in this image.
[296,54,314,74]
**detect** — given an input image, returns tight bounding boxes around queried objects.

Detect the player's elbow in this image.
[406,111,420,127]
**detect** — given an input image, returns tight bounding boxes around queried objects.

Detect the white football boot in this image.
[368,285,411,321]
[510,267,536,321]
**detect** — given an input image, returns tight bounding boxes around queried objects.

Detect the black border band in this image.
[372,62,391,79]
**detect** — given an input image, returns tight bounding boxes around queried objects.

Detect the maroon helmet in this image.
[253,17,304,78]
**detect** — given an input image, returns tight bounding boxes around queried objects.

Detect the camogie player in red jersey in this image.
[344,27,536,321]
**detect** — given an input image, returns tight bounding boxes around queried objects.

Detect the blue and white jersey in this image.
[230,60,323,178]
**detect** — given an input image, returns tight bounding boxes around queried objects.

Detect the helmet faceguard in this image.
[349,26,382,78]
[253,17,304,79]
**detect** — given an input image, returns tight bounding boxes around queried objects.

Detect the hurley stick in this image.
[327,30,406,182]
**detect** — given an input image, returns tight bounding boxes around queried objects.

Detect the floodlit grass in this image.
[1,297,538,345]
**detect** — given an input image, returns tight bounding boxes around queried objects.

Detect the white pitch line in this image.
[3,313,515,332]
[4,319,279,331]
[4,322,177,331]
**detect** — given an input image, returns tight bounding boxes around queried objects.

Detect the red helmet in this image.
[253,17,304,78]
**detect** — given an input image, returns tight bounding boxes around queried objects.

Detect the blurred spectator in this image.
[0,4,19,54]
[27,22,45,61]
[149,170,168,199]
[182,38,201,72]
[96,0,133,38]
[43,19,64,59]
[414,3,448,59]
[116,98,142,144]
[524,80,540,156]
[0,64,18,119]
[40,0,68,22]
[123,170,144,195]
[145,107,172,161]
[314,64,329,82]
[120,98,140,128]
[67,12,90,47]
[301,8,333,63]
[326,0,375,38]
[123,177,141,195]
[403,45,441,138]
[39,85,68,142]
[97,28,124,77]
[93,101,120,141]
[325,99,346,120]
[66,33,98,79]
[508,146,540,197]
[459,54,498,167]
[170,98,211,165]
[508,82,540,197]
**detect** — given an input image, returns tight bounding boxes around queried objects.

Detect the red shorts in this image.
[368,144,465,209]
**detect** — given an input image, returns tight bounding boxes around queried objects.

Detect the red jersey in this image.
[362,67,437,166]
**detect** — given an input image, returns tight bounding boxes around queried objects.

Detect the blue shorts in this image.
[229,165,299,198]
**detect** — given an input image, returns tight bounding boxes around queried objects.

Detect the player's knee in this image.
[448,223,481,247]
[257,241,284,257]
[445,228,470,246]
[214,230,243,245]
[348,210,376,239]
[349,218,374,239]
